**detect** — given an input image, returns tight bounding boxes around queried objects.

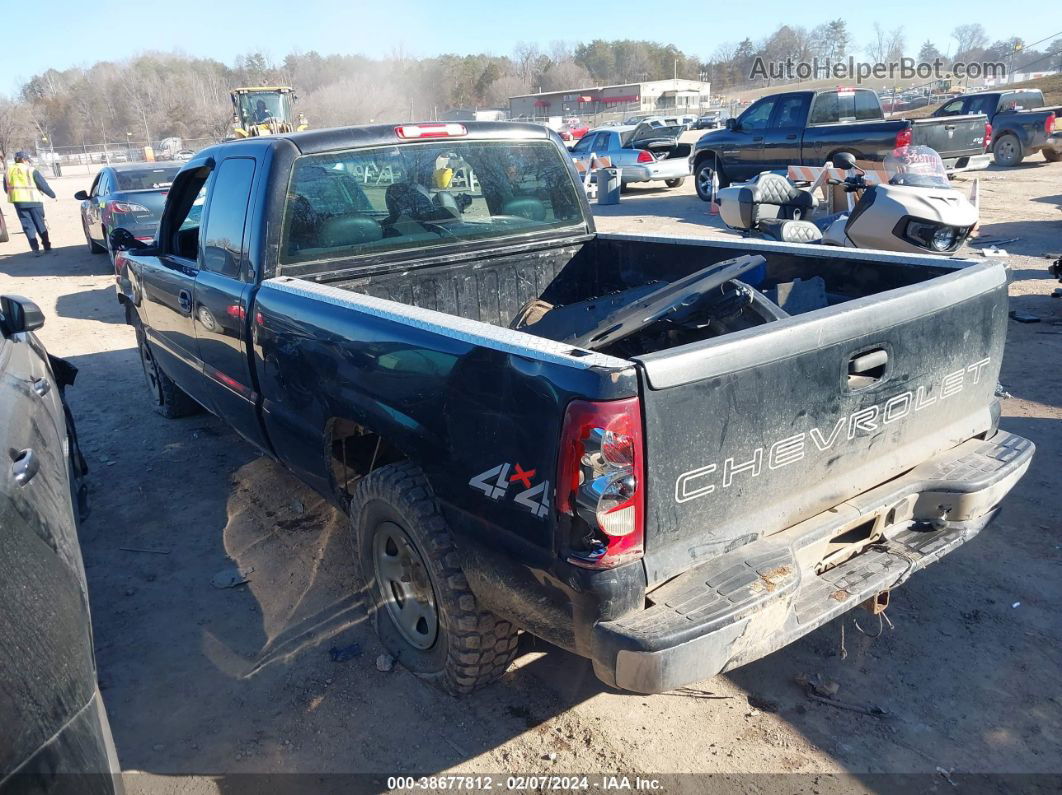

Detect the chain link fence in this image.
[32,138,219,177]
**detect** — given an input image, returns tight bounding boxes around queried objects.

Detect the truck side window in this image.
[853,91,881,120]
[770,96,808,129]
[938,99,964,117]
[968,96,996,116]
[809,93,839,124]
[201,158,256,279]
[739,99,776,130]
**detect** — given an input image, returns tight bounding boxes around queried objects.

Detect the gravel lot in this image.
[1,158,1060,791]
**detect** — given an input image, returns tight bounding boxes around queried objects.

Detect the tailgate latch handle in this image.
[848,349,888,388]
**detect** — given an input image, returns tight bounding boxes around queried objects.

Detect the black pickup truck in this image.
[692,87,991,199]
[931,88,1062,166]
[111,122,1032,695]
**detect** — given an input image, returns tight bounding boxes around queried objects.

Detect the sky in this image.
[5,0,1056,94]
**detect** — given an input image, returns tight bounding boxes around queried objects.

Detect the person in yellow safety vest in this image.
[4,151,56,257]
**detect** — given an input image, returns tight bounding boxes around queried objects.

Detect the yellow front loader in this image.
[231,87,309,138]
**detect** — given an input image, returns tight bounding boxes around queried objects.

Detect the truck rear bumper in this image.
[1045,133,1062,155]
[942,153,992,174]
[590,430,1033,693]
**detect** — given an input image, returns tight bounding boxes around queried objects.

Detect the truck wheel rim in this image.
[697,166,714,195]
[372,521,438,650]
[999,140,1016,159]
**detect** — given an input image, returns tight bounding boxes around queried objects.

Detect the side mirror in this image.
[0,295,45,336]
[74,190,89,201]
[109,227,147,253]
[833,152,858,170]
[725,117,738,131]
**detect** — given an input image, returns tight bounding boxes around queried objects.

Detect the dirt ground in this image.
[1,159,1060,792]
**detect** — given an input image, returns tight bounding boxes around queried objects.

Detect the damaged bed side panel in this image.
[634,261,1009,587]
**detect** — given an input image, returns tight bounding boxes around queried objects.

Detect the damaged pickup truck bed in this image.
[112,122,1032,694]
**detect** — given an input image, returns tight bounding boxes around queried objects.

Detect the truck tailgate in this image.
[632,262,1007,586]
[912,115,988,159]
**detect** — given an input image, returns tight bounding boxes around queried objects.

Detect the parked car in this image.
[75,163,182,259]
[111,122,1031,696]
[691,87,992,200]
[897,95,931,112]
[931,88,1062,165]
[0,295,121,794]
[0,206,8,244]
[571,123,691,188]
[694,112,726,130]
[556,117,590,146]
[174,149,195,162]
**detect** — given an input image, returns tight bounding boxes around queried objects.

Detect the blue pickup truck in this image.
[691,87,991,199]
[931,88,1062,166]
[111,122,1031,694]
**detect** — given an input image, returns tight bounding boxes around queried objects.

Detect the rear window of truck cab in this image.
[280,139,585,265]
[809,90,881,124]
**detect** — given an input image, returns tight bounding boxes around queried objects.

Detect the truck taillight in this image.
[1046,113,1056,135]
[394,123,467,139]
[557,397,644,569]
[636,149,655,163]
[895,127,912,149]
[984,121,992,151]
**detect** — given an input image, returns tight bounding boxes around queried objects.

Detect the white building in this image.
[509,79,711,119]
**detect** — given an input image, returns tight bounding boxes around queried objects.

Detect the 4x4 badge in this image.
[469,462,551,519]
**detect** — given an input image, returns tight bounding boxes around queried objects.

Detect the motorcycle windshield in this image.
[885,145,949,188]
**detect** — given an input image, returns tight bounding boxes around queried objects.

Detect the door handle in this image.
[31,377,51,397]
[850,349,888,374]
[11,448,39,487]
[178,289,192,314]
[753,136,764,142]
[944,125,956,131]
[848,348,888,389]
[785,133,797,140]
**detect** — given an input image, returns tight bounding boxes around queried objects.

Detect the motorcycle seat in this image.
[756,218,823,244]
[748,173,817,220]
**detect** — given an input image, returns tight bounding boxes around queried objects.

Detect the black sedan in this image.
[0,295,122,793]
[75,163,181,260]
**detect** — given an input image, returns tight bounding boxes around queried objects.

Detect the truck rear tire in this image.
[350,461,519,695]
[134,323,200,418]
[1044,148,1060,163]
[993,135,1022,167]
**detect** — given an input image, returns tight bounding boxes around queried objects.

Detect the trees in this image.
[538,62,591,92]
[952,24,989,60]
[0,99,32,161]
[868,23,906,63]
[3,23,1042,148]
[919,40,943,63]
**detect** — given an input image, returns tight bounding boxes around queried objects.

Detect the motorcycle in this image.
[716,147,979,256]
